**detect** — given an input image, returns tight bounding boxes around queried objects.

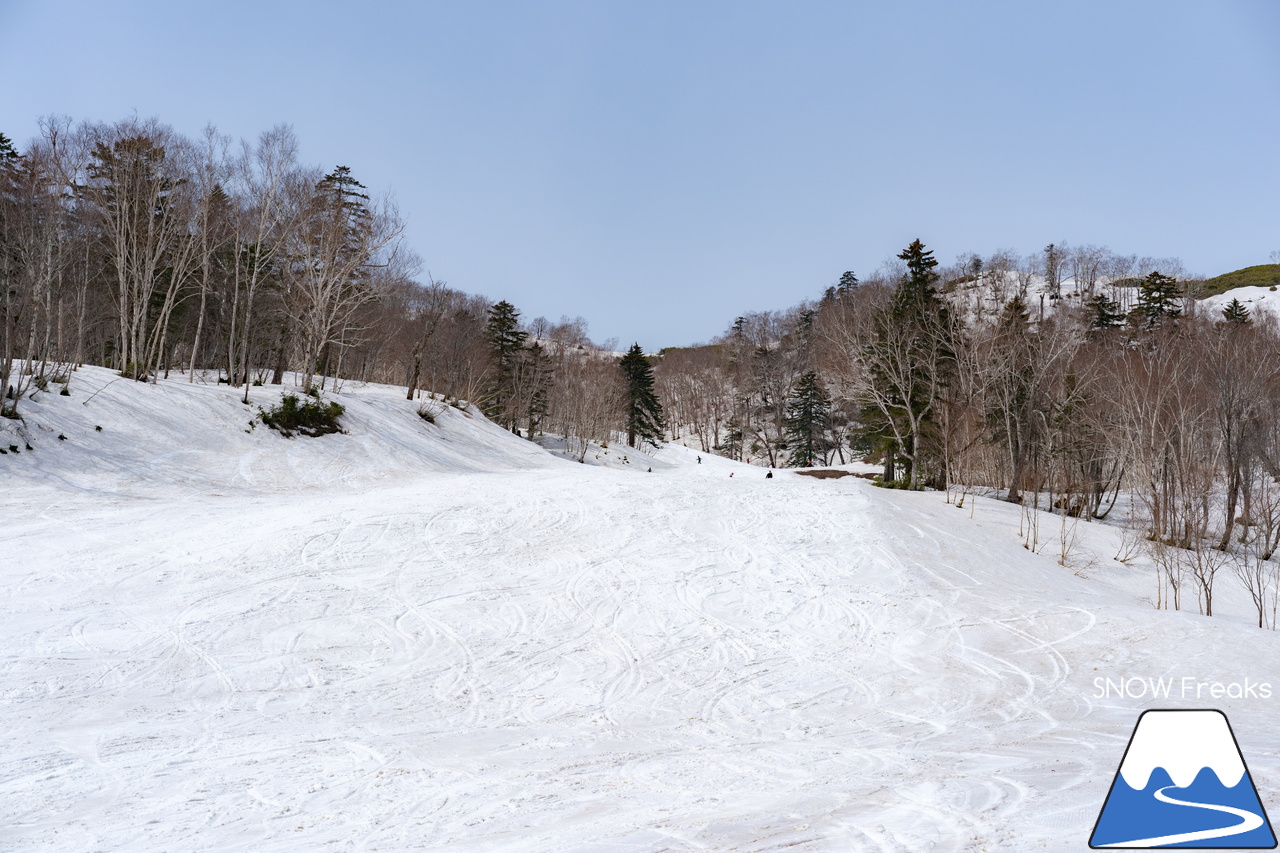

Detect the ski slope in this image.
[4,368,1280,851]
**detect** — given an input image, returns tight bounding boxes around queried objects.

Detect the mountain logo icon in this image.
[1090,709,1277,848]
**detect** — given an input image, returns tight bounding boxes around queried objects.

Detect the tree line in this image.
[655,238,1280,626]
[0,117,664,455]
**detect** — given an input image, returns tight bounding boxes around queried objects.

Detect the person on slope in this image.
[766,470,773,479]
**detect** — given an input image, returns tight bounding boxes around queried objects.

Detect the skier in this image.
[766,470,773,479]
[647,467,652,473]
[696,455,702,464]
[729,472,734,478]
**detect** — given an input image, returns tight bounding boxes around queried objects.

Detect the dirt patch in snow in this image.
[795,468,874,480]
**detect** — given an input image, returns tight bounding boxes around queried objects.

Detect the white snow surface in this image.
[1200,285,1280,320]
[5,367,1280,851]
[1118,710,1246,790]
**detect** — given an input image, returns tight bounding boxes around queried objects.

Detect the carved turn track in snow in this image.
[5,454,1280,851]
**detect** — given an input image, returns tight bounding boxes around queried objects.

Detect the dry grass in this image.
[795,469,873,480]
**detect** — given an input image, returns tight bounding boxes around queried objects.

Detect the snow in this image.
[1118,710,1245,790]
[1,367,553,498]
[1200,284,1280,320]
[5,367,1280,850]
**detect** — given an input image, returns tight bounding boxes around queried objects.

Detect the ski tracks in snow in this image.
[3,467,1120,851]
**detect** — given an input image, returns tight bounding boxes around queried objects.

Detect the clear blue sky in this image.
[2,1,1277,348]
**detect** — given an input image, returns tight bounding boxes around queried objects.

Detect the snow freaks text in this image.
[1093,676,1273,700]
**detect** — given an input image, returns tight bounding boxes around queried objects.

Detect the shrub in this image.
[258,393,346,438]
[418,399,447,424]
[119,363,151,381]
[872,476,915,490]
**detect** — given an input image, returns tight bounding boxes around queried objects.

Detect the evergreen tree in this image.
[987,295,1037,502]
[1132,271,1182,328]
[999,293,1031,328]
[785,370,832,467]
[0,133,17,163]
[80,132,184,379]
[317,166,371,219]
[824,272,861,303]
[522,341,553,435]
[860,238,956,487]
[1043,243,1062,298]
[720,418,744,460]
[1222,297,1251,325]
[792,308,817,353]
[313,167,372,271]
[299,165,376,382]
[483,300,528,430]
[1086,292,1126,331]
[619,343,664,448]
[897,238,940,305]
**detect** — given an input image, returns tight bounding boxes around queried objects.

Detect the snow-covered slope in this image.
[4,370,1280,851]
[1,365,557,498]
[1200,284,1280,320]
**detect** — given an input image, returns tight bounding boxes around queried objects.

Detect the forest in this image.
[4,116,1280,626]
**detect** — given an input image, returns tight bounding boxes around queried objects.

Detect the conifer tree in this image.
[860,238,956,487]
[720,419,744,460]
[619,343,664,448]
[987,295,1037,502]
[484,300,528,431]
[1222,297,1251,325]
[1132,271,1182,328]
[317,166,371,222]
[1087,292,1126,331]
[1043,243,1062,298]
[522,341,553,435]
[823,271,860,303]
[785,370,832,467]
[294,164,379,386]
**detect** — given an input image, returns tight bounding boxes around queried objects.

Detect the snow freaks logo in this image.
[1089,710,1277,848]
[1093,676,1273,701]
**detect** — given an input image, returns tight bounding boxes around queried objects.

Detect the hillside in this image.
[0,366,557,497]
[1196,263,1280,298]
[4,371,1280,851]
[1200,283,1280,321]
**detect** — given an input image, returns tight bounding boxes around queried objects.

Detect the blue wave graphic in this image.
[1091,766,1276,848]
